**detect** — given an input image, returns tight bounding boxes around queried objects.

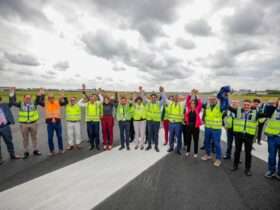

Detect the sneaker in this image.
[48,151,56,156]
[140,146,144,150]
[58,150,65,154]
[126,146,130,151]
[67,146,74,150]
[275,173,280,181]
[119,146,125,151]
[23,152,29,160]
[10,154,22,160]
[213,160,221,167]
[96,146,100,151]
[176,150,182,155]
[201,155,212,161]
[185,152,190,157]
[163,142,168,146]
[231,166,238,171]
[155,147,159,152]
[200,146,205,150]
[75,145,82,150]
[244,169,252,176]
[223,155,231,160]
[264,171,275,179]
[33,150,42,156]
[89,145,95,151]
[103,145,107,150]
[135,145,139,150]
[193,154,198,158]
[108,145,112,150]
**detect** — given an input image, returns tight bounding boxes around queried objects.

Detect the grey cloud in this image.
[53,61,70,71]
[185,19,212,36]
[223,4,264,35]
[0,0,52,28]
[136,21,165,42]
[46,70,56,75]
[202,50,235,69]
[175,38,195,50]
[228,41,260,55]
[4,52,40,66]
[112,66,126,72]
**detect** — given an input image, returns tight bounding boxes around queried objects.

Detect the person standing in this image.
[78,94,103,151]
[184,89,202,158]
[201,86,230,167]
[230,99,264,176]
[223,100,239,160]
[252,99,266,145]
[160,87,170,146]
[101,96,115,150]
[131,97,146,150]
[9,87,41,159]
[167,95,184,155]
[263,98,280,180]
[65,96,82,150]
[0,95,21,163]
[37,89,68,156]
[146,93,162,152]
[117,96,132,151]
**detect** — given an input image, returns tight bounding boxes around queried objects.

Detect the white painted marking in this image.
[0,129,169,210]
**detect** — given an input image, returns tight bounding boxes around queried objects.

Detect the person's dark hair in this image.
[0,96,2,102]
[150,93,157,98]
[253,98,261,103]
[243,99,251,103]
[135,96,143,102]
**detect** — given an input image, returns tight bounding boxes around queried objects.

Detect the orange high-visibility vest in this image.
[45,101,61,119]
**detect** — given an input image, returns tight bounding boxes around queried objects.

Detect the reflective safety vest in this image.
[65,104,81,121]
[45,101,61,119]
[146,102,161,122]
[233,108,257,136]
[116,104,132,121]
[205,105,223,129]
[166,102,184,123]
[18,103,39,123]
[132,103,146,120]
[85,102,103,122]
[224,110,234,129]
[265,109,280,136]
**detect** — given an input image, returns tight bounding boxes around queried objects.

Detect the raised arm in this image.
[8,87,21,108]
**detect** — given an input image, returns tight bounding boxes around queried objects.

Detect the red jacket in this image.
[184,95,202,128]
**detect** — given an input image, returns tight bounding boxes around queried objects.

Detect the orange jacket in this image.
[45,101,61,119]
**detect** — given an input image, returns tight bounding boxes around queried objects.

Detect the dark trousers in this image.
[0,125,15,158]
[257,122,265,143]
[225,129,235,158]
[119,121,130,147]
[169,123,182,152]
[182,124,188,147]
[186,125,200,154]
[87,122,100,147]
[129,119,134,142]
[234,133,254,170]
[267,135,280,173]
[147,121,160,147]
[47,122,63,152]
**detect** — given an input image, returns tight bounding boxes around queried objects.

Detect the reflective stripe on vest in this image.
[265,110,280,136]
[45,101,61,119]
[224,110,233,129]
[65,104,81,121]
[133,103,146,120]
[167,102,183,123]
[85,102,102,122]
[116,104,132,121]
[205,105,222,129]
[233,109,257,135]
[18,104,39,123]
[146,102,161,122]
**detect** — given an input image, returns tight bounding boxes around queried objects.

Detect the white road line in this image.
[0,129,168,210]
[0,127,269,210]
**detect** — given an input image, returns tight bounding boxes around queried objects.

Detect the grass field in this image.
[0,89,279,103]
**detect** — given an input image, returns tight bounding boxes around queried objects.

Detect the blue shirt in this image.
[0,107,7,125]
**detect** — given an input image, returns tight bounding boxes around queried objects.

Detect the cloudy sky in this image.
[0,0,279,91]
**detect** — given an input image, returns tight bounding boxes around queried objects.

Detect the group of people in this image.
[0,85,279,180]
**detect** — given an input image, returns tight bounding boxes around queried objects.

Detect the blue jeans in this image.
[147,121,160,147]
[47,122,63,152]
[0,125,15,157]
[119,121,130,147]
[169,123,182,152]
[205,128,222,160]
[87,122,100,147]
[267,135,280,173]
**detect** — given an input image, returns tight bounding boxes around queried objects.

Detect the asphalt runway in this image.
[0,107,279,210]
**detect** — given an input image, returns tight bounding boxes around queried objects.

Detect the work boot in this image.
[155,146,159,152]
[146,145,152,151]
